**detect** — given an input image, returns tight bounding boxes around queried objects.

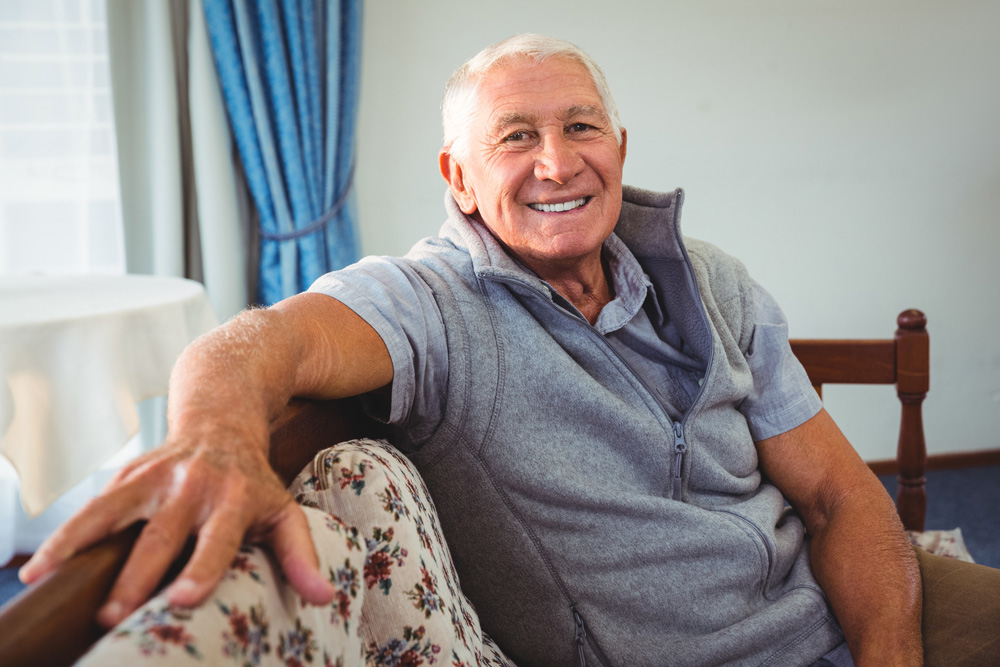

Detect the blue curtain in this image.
[202,0,362,305]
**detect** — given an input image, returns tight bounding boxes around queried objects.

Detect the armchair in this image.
[0,309,929,666]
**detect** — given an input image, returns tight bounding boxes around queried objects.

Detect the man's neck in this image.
[524,251,614,325]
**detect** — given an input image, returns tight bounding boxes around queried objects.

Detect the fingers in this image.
[162,496,336,610]
[96,498,199,627]
[20,442,331,631]
[21,450,178,584]
[98,460,255,625]
[19,483,151,585]
[268,503,336,606]
[161,499,247,610]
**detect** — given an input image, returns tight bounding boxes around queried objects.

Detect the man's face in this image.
[441,57,627,273]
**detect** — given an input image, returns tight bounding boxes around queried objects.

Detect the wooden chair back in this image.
[0,308,930,666]
[789,308,929,532]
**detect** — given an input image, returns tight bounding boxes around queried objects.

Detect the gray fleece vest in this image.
[393,186,843,666]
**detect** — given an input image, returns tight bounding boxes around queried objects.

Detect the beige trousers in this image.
[918,546,1000,667]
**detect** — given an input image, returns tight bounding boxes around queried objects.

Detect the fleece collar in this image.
[437,186,686,333]
[439,185,686,275]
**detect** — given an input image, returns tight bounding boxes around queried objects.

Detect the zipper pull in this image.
[574,610,587,667]
[672,421,687,501]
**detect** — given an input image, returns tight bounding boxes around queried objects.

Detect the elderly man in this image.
[21,34,999,667]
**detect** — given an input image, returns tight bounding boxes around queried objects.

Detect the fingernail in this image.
[99,601,124,627]
[312,576,337,605]
[18,557,43,583]
[167,578,199,604]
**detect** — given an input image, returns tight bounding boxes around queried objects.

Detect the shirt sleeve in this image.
[738,280,823,441]
[308,256,449,446]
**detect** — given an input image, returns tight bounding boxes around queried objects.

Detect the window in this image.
[0,0,124,275]
[0,0,128,562]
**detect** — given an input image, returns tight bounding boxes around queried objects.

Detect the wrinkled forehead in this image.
[473,56,607,130]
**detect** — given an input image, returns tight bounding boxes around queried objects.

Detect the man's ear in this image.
[618,127,628,165]
[439,149,478,215]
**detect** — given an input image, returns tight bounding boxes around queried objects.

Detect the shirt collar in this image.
[590,232,656,334]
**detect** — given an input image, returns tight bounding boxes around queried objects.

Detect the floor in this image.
[878,465,1000,569]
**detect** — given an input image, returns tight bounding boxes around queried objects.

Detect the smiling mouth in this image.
[527,196,590,213]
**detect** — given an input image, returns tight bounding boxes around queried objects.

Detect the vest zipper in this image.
[488,275,703,503]
[672,421,687,500]
[573,609,613,666]
[574,610,587,667]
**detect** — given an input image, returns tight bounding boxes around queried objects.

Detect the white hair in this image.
[441,34,623,160]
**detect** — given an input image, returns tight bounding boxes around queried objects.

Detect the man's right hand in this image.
[19,420,336,628]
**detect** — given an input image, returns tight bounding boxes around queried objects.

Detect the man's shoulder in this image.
[349,233,480,303]
[682,237,757,352]
[683,237,752,294]
[400,233,479,281]
[307,233,474,302]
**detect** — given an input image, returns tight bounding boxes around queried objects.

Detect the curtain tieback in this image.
[260,163,356,242]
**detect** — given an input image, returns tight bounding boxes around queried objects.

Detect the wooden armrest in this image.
[0,396,380,667]
[268,396,384,486]
[0,525,140,667]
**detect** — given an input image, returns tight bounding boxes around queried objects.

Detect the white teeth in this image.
[529,197,587,213]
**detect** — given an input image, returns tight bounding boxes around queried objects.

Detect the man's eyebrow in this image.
[490,111,539,134]
[564,104,608,121]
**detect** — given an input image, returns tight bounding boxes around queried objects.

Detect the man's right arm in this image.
[19,292,393,627]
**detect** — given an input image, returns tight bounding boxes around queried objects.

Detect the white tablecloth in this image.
[0,274,217,517]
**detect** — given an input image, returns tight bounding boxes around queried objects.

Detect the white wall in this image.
[354,0,1000,461]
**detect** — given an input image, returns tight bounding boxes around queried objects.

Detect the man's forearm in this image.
[757,410,924,666]
[165,307,303,452]
[809,487,923,665]
[165,293,392,449]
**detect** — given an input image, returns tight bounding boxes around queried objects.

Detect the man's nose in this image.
[533,135,582,184]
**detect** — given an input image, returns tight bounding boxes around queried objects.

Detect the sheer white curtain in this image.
[0,0,124,275]
[106,0,251,320]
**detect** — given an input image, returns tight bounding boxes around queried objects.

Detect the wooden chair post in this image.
[789,308,930,533]
[894,309,929,532]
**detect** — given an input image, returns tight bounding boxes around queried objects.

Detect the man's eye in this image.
[568,122,595,134]
[503,130,528,142]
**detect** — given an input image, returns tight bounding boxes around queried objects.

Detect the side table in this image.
[0,275,217,554]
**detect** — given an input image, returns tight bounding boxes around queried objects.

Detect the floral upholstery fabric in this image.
[76,438,515,667]
[908,528,976,563]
